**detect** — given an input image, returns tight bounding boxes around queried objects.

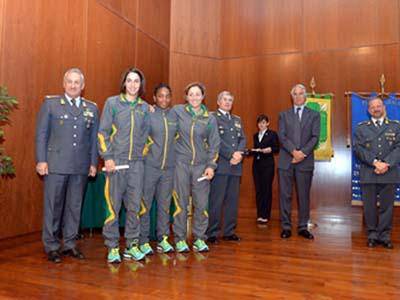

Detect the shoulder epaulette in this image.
[232,114,241,119]
[45,95,61,99]
[82,98,97,106]
[388,119,400,124]
[358,120,370,126]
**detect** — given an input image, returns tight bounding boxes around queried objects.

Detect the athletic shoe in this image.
[193,239,209,252]
[123,245,145,261]
[139,243,154,255]
[157,236,174,253]
[175,240,190,253]
[107,247,121,264]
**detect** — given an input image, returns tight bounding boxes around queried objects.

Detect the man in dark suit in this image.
[35,68,99,263]
[207,91,246,243]
[353,97,400,249]
[278,84,320,240]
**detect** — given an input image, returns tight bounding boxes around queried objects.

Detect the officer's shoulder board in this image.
[387,119,400,124]
[232,114,241,120]
[82,98,97,106]
[357,120,371,126]
[45,95,61,100]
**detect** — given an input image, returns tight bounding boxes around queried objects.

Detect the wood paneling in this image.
[220,0,303,58]
[96,0,138,25]
[138,0,170,47]
[169,53,220,107]
[304,0,399,52]
[0,0,88,238]
[0,0,168,239]
[135,31,169,102]
[85,0,136,108]
[170,0,221,57]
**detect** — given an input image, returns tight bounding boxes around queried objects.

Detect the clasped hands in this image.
[230,151,244,165]
[291,149,306,164]
[373,160,389,174]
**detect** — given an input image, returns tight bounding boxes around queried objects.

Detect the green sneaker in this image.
[157,236,174,253]
[123,245,145,261]
[139,243,154,255]
[107,247,121,264]
[193,239,209,252]
[175,240,190,253]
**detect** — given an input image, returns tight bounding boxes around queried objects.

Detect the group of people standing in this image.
[36,67,248,264]
[37,66,398,266]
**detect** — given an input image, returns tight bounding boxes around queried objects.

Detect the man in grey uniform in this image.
[207,91,246,243]
[35,68,99,263]
[353,96,400,249]
[139,83,177,254]
[278,83,320,240]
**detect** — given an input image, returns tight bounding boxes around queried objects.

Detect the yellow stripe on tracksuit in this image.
[142,136,154,156]
[110,124,117,142]
[98,133,107,153]
[104,176,116,225]
[172,190,182,217]
[139,199,147,216]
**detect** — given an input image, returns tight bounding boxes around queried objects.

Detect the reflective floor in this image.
[0,208,399,299]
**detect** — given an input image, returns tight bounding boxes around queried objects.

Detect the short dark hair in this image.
[153,83,172,96]
[184,82,206,97]
[120,67,146,96]
[256,114,269,123]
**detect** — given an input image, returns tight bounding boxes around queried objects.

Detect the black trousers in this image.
[253,162,275,220]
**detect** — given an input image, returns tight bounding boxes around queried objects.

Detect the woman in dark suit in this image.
[252,114,279,224]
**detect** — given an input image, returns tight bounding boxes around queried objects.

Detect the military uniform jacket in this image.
[353,118,400,184]
[212,110,246,176]
[98,94,150,161]
[171,104,220,169]
[144,106,177,169]
[35,95,99,175]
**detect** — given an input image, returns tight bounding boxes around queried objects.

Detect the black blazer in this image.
[252,130,279,166]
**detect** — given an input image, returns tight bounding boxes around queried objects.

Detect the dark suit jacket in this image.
[252,130,279,166]
[277,107,320,171]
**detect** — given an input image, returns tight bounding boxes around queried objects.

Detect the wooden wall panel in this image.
[96,0,138,25]
[304,0,399,52]
[0,0,88,239]
[170,0,221,57]
[85,0,136,109]
[135,31,169,102]
[220,0,303,58]
[169,53,220,107]
[138,0,170,47]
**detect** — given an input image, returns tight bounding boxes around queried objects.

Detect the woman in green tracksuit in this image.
[171,82,220,253]
[98,68,150,263]
[139,83,177,254]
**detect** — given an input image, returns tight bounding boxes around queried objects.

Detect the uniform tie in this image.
[294,107,302,148]
[71,98,80,114]
[375,120,381,127]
